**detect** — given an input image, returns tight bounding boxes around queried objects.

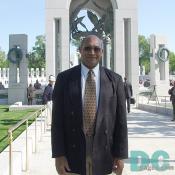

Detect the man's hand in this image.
[112,159,124,175]
[55,156,71,175]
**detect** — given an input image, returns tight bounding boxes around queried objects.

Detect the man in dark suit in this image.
[124,77,133,113]
[42,75,55,105]
[168,81,175,121]
[43,75,55,125]
[51,35,128,175]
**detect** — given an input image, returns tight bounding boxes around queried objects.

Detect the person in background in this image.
[43,75,55,125]
[170,80,173,86]
[168,81,175,121]
[139,79,143,85]
[143,79,150,87]
[0,82,5,89]
[43,75,55,104]
[51,35,128,175]
[124,77,133,113]
[34,79,41,89]
[27,84,34,105]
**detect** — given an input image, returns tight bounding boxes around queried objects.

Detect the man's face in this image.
[80,36,103,69]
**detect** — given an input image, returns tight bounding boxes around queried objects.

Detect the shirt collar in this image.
[81,63,99,78]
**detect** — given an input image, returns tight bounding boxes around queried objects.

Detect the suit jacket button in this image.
[71,111,74,115]
[72,128,76,132]
[105,130,108,134]
[72,144,76,148]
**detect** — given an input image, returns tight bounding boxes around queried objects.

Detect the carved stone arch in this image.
[68,0,118,13]
[110,0,118,10]
[46,0,138,95]
[69,0,115,21]
[69,0,115,39]
[69,0,115,69]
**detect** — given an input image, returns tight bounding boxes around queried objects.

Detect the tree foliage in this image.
[169,51,175,74]
[71,39,81,48]
[138,35,175,74]
[1,33,175,75]
[139,35,150,74]
[28,35,45,69]
[0,48,9,68]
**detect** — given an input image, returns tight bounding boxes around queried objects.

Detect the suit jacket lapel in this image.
[95,67,108,133]
[69,65,82,113]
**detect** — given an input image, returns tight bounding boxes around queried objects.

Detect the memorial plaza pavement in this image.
[20,106,175,175]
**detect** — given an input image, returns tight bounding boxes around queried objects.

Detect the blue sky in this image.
[138,0,175,52]
[0,0,45,53]
[0,0,175,53]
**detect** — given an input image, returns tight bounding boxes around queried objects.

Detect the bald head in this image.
[80,35,103,50]
[79,35,103,69]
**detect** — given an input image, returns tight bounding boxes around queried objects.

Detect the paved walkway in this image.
[22,107,175,175]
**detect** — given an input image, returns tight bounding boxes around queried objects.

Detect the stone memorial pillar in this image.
[103,35,111,69]
[8,34,28,104]
[41,68,45,78]
[36,68,40,78]
[46,0,139,95]
[150,34,170,96]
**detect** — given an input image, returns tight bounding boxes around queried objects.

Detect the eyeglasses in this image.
[83,46,101,53]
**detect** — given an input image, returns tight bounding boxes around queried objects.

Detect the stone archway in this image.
[69,0,114,69]
[45,0,139,95]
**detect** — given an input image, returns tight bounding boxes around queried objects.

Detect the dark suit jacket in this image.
[42,84,53,104]
[168,86,175,103]
[51,65,128,175]
[124,81,133,98]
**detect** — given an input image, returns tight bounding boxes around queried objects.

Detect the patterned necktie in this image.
[83,70,96,136]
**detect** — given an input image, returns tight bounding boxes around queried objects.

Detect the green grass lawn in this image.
[0,105,37,153]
